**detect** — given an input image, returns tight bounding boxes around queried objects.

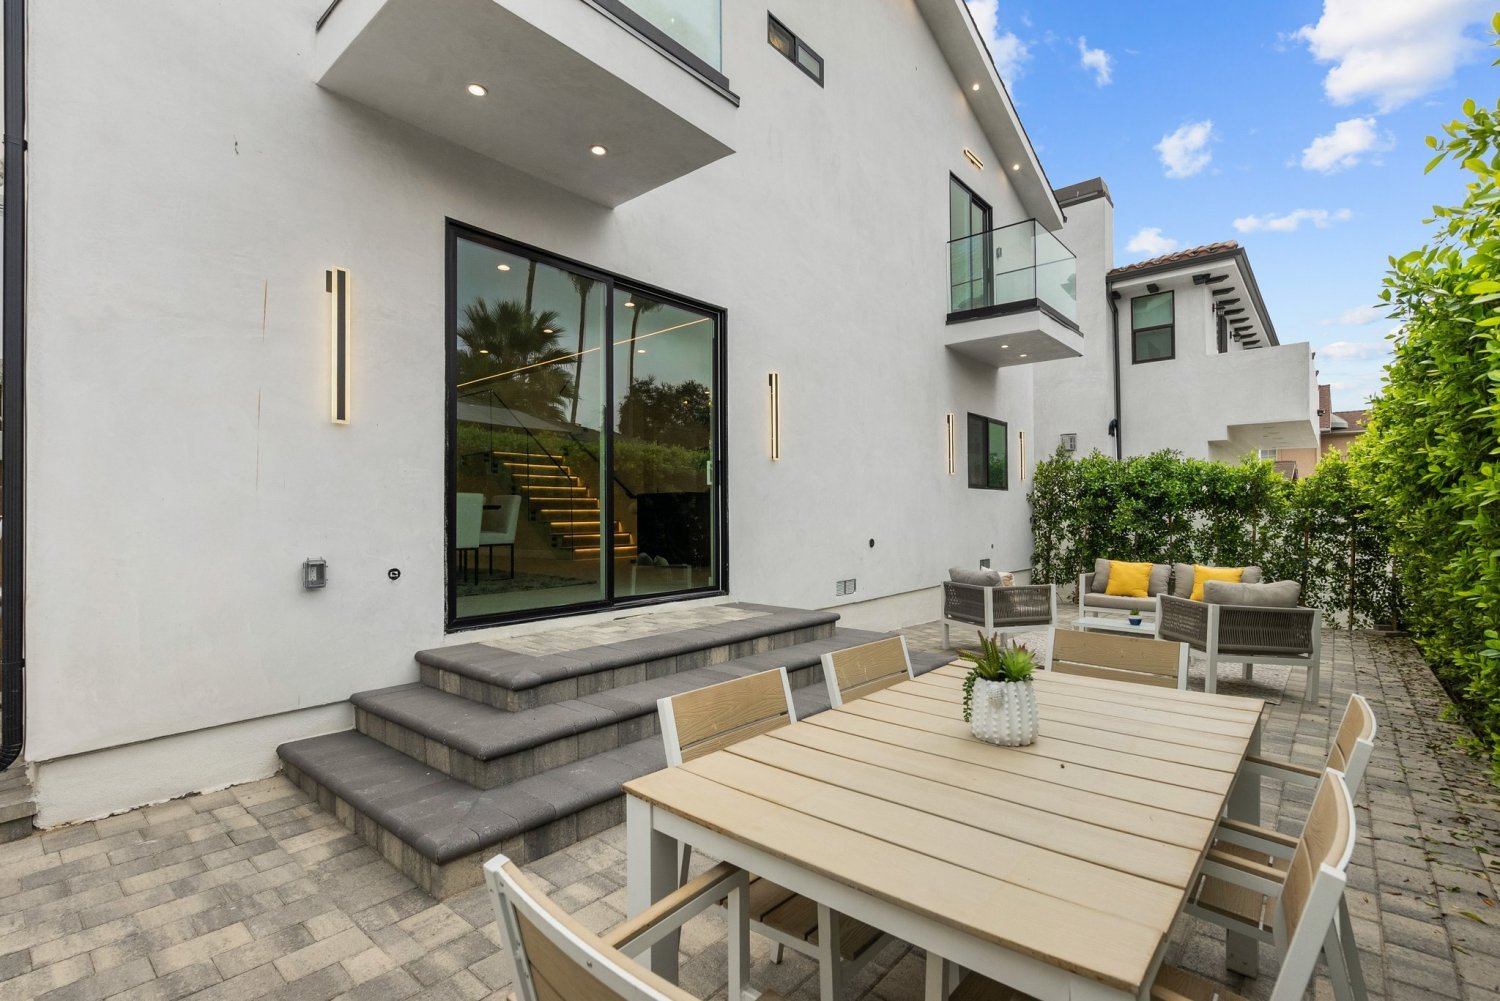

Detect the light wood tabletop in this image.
[624,663,1265,1001]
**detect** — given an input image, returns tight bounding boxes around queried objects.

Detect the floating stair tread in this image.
[279,729,665,865]
[416,603,840,692]
[359,628,898,760]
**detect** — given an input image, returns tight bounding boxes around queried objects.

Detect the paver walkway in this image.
[0,615,1496,1001]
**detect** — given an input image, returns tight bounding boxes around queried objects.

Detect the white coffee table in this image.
[1074,615,1156,636]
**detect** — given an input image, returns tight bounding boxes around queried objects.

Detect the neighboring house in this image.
[1032,192,1320,463]
[7,0,1099,824]
[1278,383,1370,477]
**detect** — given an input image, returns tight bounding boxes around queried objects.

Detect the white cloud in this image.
[1317,339,1388,360]
[1300,117,1394,173]
[1156,120,1214,179]
[1125,227,1179,256]
[1232,208,1352,233]
[965,0,1032,82]
[1320,304,1387,326]
[1078,37,1113,86]
[1294,0,1490,111]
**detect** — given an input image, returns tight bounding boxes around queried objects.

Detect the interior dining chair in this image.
[821,635,915,708]
[480,494,521,580]
[657,668,889,999]
[953,768,1364,1001]
[484,852,776,1001]
[454,492,485,585]
[1043,627,1190,689]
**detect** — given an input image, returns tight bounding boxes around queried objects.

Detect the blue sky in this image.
[965,0,1497,407]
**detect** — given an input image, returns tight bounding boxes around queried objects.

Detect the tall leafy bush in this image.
[1352,30,1500,775]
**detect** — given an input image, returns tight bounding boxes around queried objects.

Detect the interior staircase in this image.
[495,450,637,560]
[277,604,952,897]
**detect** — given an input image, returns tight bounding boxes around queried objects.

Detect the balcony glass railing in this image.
[948,219,1077,323]
[614,0,722,71]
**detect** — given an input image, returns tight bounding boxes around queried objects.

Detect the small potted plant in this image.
[960,632,1040,746]
[1129,609,1144,627]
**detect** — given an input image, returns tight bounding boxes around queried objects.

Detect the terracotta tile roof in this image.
[1108,240,1241,278]
[1318,384,1332,432]
[1330,409,1370,433]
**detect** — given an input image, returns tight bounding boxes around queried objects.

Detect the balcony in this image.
[944,220,1083,367]
[313,0,736,208]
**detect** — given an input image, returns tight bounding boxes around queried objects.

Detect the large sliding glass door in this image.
[447,225,723,627]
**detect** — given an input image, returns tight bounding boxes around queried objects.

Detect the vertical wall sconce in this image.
[327,267,351,424]
[768,372,781,460]
[945,413,957,474]
[1019,430,1027,481]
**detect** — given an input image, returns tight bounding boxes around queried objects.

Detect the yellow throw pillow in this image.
[1105,560,1153,598]
[1191,565,1245,601]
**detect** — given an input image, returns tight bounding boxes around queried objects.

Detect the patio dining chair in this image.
[657,669,889,998]
[954,768,1364,1001]
[484,853,773,1001]
[821,635,915,708]
[1043,627,1189,689]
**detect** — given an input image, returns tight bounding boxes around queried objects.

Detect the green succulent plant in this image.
[960,632,1036,721]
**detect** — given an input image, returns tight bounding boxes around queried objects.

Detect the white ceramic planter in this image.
[969,679,1039,746]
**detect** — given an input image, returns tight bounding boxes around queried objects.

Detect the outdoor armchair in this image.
[941,576,1055,649]
[1154,589,1324,702]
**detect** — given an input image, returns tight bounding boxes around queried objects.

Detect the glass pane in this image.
[1135,327,1174,362]
[1132,291,1172,330]
[1033,227,1077,321]
[453,239,607,619]
[987,420,1008,488]
[967,414,987,487]
[618,0,721,70]
[612,289,718,598]
[795,42,823,81]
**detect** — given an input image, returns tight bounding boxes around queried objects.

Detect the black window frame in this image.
[444,219,730,632]
[768,13,824,87]
[966,413,1008,491]
[1130,290,1175,364]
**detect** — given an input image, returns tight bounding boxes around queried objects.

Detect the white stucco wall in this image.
[25,0,1050,819]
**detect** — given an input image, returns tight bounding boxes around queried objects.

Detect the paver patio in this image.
[1,613,1496,1001]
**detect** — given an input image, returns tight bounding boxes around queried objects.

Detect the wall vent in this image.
[979,558,991,569]
[1060,433,1078,452]
[835,578,857,597]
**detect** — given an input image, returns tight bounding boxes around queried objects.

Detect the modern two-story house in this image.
[3,0,1089,827]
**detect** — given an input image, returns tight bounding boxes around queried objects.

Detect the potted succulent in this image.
[1129,609,1144,627]
[960,632,1040,746]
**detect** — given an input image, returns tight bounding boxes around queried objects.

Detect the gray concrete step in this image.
[415,603,839,711]
[0,764,36,844]
[352,628,898,789]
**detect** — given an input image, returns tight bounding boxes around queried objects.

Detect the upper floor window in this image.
[967,414,1008,490]
[768,14,824,86]
[1131,291,1174,363]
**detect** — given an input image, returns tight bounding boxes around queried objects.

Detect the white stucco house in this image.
[0,0,1317,853]
[1033,180,1320,464]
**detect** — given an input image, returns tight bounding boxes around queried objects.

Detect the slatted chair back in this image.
[1326,694,1377,795]
[1044,627,1190,689]
[486,856,698,1001]
[821,636,914,708]
[1270,769,1357,1001]
[658,668,796,766]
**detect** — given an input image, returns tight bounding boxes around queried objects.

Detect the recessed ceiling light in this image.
[636,348,646,354]
[1011,163,1021,171]
[1000,344,1010,349]
[467,83,487,97]
[543,328,553,334]
[478,349,489,355]
[624,300,636,308]
[590,144,608,156]
[971,83,981,91]
[1019,353,1028,358]
[497,264,511,272]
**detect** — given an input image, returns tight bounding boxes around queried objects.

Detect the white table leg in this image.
[925,951,951,1000]
[626,794,681,982]
[1225,716,1263,977]
[727,876,751,1001]
[816,903,845,1000]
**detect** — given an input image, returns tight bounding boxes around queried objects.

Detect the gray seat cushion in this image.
[1202,579,1301,607]
[1081,593,1150,611]
[949,566,1003,587]
[1090,558,1111,593]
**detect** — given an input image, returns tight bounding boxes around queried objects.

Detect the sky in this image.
[964,0,1497,408]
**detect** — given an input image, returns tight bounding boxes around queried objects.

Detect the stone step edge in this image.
[414,603,840,694]
[353,628,896,762]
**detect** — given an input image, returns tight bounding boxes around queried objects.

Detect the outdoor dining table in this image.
[623,662,1266,1001]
